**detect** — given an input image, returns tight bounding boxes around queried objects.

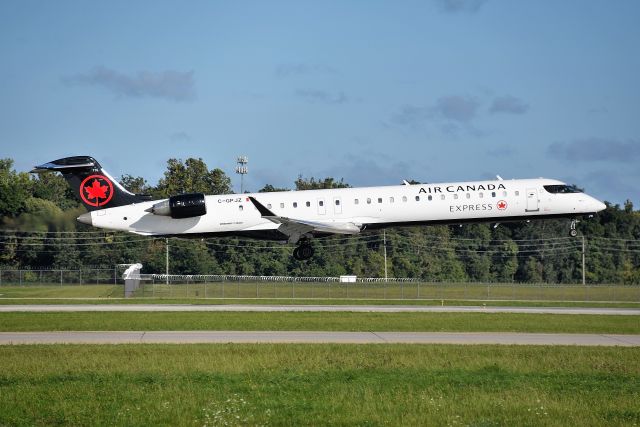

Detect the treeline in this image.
[1,157,639,283]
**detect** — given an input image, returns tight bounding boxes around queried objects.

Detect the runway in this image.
[1,331,639,346]
[0,304,639,315]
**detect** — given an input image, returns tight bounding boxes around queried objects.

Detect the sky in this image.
[1,0,639,206]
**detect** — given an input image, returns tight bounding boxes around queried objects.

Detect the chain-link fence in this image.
[131,274,640,302]
[0,268,119,286]
[1,269,639,302]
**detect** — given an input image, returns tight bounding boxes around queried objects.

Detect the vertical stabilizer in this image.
[31,156,146,211]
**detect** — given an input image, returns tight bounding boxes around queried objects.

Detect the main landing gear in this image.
[569,219,579,237]
[293,241,315,261]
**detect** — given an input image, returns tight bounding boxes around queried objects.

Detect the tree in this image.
[0,159,32,217]
[259,184,289,193]
[294,176,350,190]
[31,171,78,210]
[155,158,232,197]
[120,175,149,194]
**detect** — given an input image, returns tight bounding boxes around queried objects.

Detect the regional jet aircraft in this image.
[32,156,606,260]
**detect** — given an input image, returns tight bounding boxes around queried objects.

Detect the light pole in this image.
[235,156,248,193]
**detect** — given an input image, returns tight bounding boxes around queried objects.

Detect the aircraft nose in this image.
[592,198,606,212]
[77,212,93,226]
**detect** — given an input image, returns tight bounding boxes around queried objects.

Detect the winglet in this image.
[248,197,276,217]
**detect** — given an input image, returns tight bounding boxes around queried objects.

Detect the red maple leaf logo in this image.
[84,179,108,200]
[497,200,507,210]
[79,175,114,207]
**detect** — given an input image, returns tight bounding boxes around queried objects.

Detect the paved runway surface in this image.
[1,331,639,346]
[1,304,639,315]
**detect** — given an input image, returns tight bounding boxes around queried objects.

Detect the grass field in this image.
[1,282,640,305]
[0,344,638,426]
[0,285,123,298]
[1,311,639,334]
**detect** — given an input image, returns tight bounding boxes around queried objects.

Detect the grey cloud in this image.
[436,0,487,14]
[391,95,479,129]
[587,107,608,114]
[582,170,638,205]
[170,131,192,142]
[391,105,432,127]
[276,63,337,78]
[63,66,195,102]
[322,153,420,187]
[487,146,516,157]
[434,95,479,123]
[547,138,640,163]
[489,96,529,114]
[295,89,348,104]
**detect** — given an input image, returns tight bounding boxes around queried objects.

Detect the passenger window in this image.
[515,191,519,196]
[378,198,382,204]
[319,201,324,206]
[280,203,284,208]
[335,200,340,205]
[390,197,394,203]
[354,199,359,205]
[367,198,371,204]
[503,191,507,197]
[440,195,445,200]
[454,194,458,200]
[491,192,496,197]
[415,196,420,201]
[239,205,243,211]
[293,202,297,208]
[466,193,470,199]
[267,203,272,209]
[428,195,432,201]
[402,196,407,202]
[306,201,310,207]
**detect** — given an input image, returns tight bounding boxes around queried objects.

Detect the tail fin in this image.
[31,156,150,211]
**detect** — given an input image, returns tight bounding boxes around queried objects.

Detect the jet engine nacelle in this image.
[146,193,207,219]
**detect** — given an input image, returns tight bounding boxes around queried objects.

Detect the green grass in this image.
[2,297,640,309]
[137,281,640,302]
[0,344,638,426]
[1,311,639,334]
[1,283,640,308]
[0,285,123,298]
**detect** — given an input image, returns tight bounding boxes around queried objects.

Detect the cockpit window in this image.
[543,185,582,194]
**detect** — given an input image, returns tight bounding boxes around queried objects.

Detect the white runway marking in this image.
[0,331,639,346]
[0,304,639,315]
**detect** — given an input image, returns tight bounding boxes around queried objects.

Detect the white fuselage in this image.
[80,178,606,238]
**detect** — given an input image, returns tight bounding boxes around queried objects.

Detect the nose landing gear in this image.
[293,241,314,260]
[569,219,579,237]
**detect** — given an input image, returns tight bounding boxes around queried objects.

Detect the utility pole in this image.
[165,238,169,285]
[235,156,248,193]
[582,235,586,285]
[383,230,388,282]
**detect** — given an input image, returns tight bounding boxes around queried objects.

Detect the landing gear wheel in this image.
[293,244,314,261]
[569,219,579,237]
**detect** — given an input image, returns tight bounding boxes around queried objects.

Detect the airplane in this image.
[32,156,607,260]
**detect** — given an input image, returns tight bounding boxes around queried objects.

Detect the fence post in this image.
[20,270,22,286]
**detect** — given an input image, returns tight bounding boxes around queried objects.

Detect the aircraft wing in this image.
[248,197,361,243]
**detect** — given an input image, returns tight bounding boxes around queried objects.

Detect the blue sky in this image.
[1,0,639,206]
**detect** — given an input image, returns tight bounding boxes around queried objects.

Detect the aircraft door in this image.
[333,197,342,214]
[317,198,326,215]
[526,188,539,212]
